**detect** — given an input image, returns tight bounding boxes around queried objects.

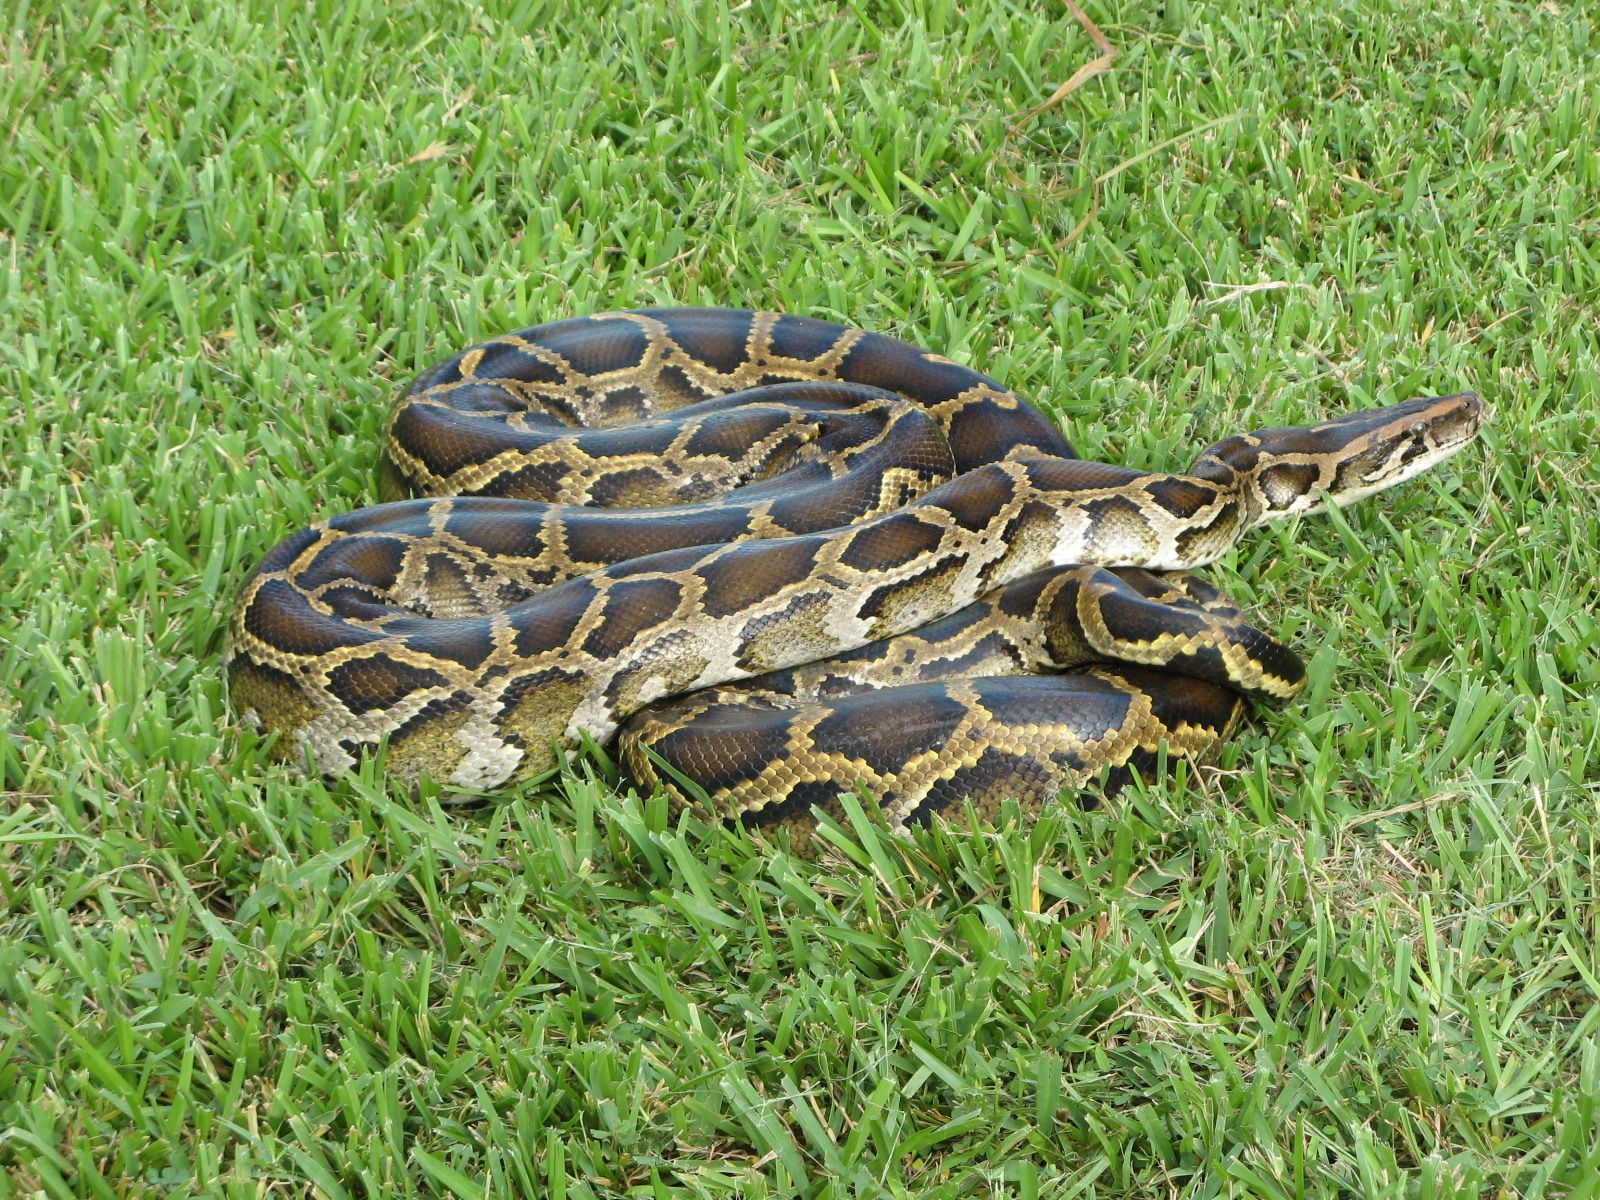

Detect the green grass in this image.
[2,0,1597,1195]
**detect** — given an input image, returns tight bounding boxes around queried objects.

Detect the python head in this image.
[1191,392,1485,527]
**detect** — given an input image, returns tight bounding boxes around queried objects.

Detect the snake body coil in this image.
[228,309,1482,841]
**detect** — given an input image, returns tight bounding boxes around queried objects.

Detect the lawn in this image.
[3,0,1598,1196]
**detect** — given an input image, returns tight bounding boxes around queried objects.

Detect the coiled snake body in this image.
[228,309,1482,842]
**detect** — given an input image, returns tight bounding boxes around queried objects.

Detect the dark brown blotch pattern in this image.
[857,555,969,626]
[586,466,686,508]
[419,553,481,615]
[561,509,750,567]
[809,685,972,770]
[443,501,550,559]
[918,747,1059,824]
[394,618,497,672]
[473,458,574,501]
[328,498,436,536]
[257,526,322,574]
[680,409,792,460]
[632,702,795,796]
[946,403,1074,468]
[511,578,603,658]
[244,579,383,657]
[1143,476,1217,519]
[697,538,824,618]
[318,585,394,621]
[295,536,409,593]
[1130,667,1242,736]
[582,577,687,660]
[934,466,1016,533]
[469,340,567,387]
[1175,501,1239,559]
[1258,462,1322,510]
[537,317,652,377]
[327,656,450,716]
[666,311,756,375]
[650,362,713,409]
[766,312,850,364]
[837,513,947,571]
[838,336,977,403]
[390,403,520,477]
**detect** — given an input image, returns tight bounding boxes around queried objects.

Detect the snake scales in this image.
[228,308,1482,844]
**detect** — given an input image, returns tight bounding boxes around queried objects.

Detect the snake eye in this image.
[1409,421,1427,435]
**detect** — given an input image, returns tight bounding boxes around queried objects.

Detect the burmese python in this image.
[228,308,1482,844]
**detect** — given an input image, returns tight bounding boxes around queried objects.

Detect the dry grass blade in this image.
[1011,0,1117,129]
